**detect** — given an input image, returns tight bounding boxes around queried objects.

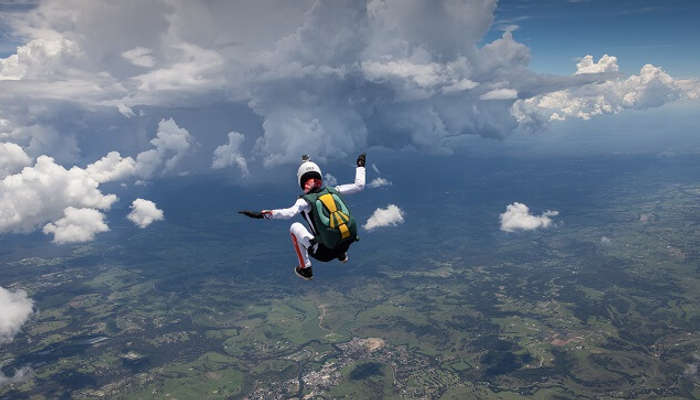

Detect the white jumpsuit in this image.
[266,166,365,268]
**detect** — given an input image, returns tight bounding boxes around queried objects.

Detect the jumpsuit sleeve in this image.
[335,166,366,195]
[267,198,310,219]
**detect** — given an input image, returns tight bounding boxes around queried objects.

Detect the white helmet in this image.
[297,155,322,189]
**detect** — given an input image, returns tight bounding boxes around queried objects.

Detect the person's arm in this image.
[267,198,311,219]
[335,153,366,195]
[239,198,310,220]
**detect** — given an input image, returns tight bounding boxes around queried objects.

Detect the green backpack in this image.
[301,187,358,249]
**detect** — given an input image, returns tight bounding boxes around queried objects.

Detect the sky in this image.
[0,0,698,245]
[487,0,700,77]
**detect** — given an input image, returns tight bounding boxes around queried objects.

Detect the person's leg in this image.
[290,223,314,280]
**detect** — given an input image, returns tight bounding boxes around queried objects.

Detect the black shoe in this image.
[338,253,348,263]
[294,266,313,280]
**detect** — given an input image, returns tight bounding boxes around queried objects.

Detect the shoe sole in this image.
[294,267,313,280]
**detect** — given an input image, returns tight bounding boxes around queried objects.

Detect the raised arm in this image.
[335,153,366,195]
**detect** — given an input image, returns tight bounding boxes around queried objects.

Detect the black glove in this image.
[356,153,366,168]
[239,210,264,219]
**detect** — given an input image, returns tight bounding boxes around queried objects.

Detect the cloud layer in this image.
[127,199,164,228]
[364,204,405,231]
[0,286,33,344]
[0,0,696,172]
[499,202,558,232]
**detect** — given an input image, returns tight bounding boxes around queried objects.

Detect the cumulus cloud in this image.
[512,58,699,127]
[575,54,619,75]
[135,118,194,178]
[368,177,391,188]
[0,142,31,178]
[42,207,109,243]
[0,118,190,240]
[364,204,404,231]
[127,198,164,228]
[0,286,33,344]
[211,131,248,175]
[499,202,559,232]
[0,155,118,234]
[0,1,697,172]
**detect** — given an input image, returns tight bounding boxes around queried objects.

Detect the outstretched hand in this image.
[239,210,264,219]
[356,153,366,168]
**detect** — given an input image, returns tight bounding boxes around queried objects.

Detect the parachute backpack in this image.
[302,186,359,250]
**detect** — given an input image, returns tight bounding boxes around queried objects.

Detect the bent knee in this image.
[290,222,305,234]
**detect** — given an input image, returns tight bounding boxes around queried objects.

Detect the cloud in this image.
[127,198,164,228]
[0,155,118,234]
[121,46,156,68]
[512,58,699,127]
[211,131,248,175]
[0,118,189,239]
[0,367,33,387]
[368,177,391,188]
[364,204,404,231]
[323,172,338,186]
[600,236,612,245]
[0,286,33,344]
[499,202,559,232]
[42,207,109,243]
[85,151,136,183]
[0,1,697,173]
[0,142,31,178]
[135,118,194,178]
[575,54,619,75]
[481,88,518,100]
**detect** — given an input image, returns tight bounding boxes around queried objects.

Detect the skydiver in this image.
[239,153,366,280]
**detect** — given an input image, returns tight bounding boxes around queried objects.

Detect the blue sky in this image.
[486,0,700,77]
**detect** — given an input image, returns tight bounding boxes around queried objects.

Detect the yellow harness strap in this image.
[319,193,351,239]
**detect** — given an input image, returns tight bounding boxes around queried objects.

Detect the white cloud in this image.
[135,118,193,178]
[364,204,405,231]
[0,367,33,387]
[127,198,164,228]
[42,207,109,244]
[0,119,190,239]
[211,131,248,175]
[85,151,136,183]
[368,177,391,188]
[499,202,559,232]
[481,88,518,100]
[0,155,118,234]
[0,142,31,178]
[121,46,156,68]
[0,37,82,81]
[0,286,34,344]
[323,172,338,186]
[512,58,699,126]
[575,54,619,75]
[0,1,696,172]
[600,236,612,245]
